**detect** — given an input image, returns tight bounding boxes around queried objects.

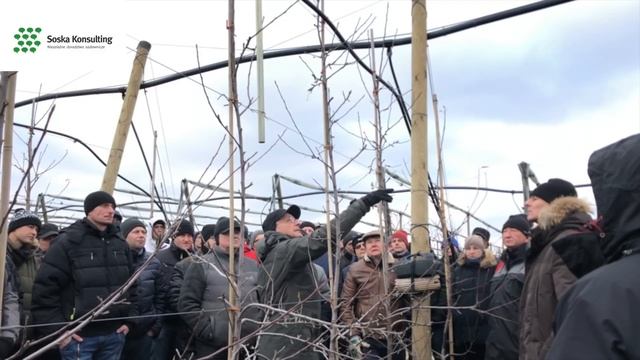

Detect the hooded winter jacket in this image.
[178,247,261,357]
[519,197,604,360]
[548,133,640,360]
[254,199,370,360]
[31,218,138,337]
[485,244,527,360]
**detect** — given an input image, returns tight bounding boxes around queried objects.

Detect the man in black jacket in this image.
[484,214,530,360]
[32,191,137,360]
[548,134,640,360]
[152,218,194,360]
[120,218,163,359]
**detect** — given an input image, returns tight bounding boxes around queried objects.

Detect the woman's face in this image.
[464,244,483,260]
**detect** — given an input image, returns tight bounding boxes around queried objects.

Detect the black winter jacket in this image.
[451,255,496,348]
[431,252,496,357]
[128,248,164,338]
[31,219,137,337]
[485,245,527,360]
[155,243,191,320]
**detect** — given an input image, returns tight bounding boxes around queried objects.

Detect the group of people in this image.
[1,134,639,360]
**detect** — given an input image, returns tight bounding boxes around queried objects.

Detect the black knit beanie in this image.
[201,224,216,242]
[530,178,577,204]
[174,219,195,237]
[502,214,531,236]
[9,209,42,233]
[84,191,116,215]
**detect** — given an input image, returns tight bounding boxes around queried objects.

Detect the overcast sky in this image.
[2,0,639,247]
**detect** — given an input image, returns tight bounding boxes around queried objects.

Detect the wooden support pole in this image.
[410,0,431,359]
[101,41,151,194]
[150,130,158,217]
[38,193,48,223]
[227,0,238,358]
[181,179,195,226]
[0,71,17,322]
[256,0,266,143]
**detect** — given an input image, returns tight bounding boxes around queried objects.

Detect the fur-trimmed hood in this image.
[457,247,497,268]
[538,197,592,231]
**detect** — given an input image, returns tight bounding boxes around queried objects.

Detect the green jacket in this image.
[255,199,370,359]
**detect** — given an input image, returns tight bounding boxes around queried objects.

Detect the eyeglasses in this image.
[355,243,365,249]
[279,214,297,224]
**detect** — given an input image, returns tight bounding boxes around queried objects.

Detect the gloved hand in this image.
[348,335,363,359]
[0,337,14,358]
[360,188,394,207]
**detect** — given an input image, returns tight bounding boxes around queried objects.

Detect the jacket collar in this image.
[538,197,592,231]
[170,242,191,259]
[364,252,395,267]
[65,218,122,244]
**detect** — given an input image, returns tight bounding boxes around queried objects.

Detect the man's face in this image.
[502,228,529,249]
[390,237,407,255]
[12,225,38,246]
[174,233,193,251]
[301,226,314,235]
[126,226,147,250]
[254,233,265,244]
[344,242,355,256]
[87,203,115,227]
[364,236,382,257]
[218,228,242,251]
[525,196,549,222]
[153,224,166,239]
[275,213,302,237]
[38,236,55,252]
[354,242,366,259]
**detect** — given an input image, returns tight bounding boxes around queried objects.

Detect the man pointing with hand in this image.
[255,189,393,359]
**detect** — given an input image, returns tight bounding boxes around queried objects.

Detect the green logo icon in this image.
[13,27,42,54]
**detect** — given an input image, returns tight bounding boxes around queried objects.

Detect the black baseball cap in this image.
[262,205,301,232]
[214,217,242,239]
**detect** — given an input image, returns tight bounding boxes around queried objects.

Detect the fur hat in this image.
[262,205,301,232]
[502,214,531,236]
[9,209,41,233]
[530,178,577,204]
[391,229,409,248]
[120,218,146,239]
[84,191,116,215]
[464,235,485,249]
